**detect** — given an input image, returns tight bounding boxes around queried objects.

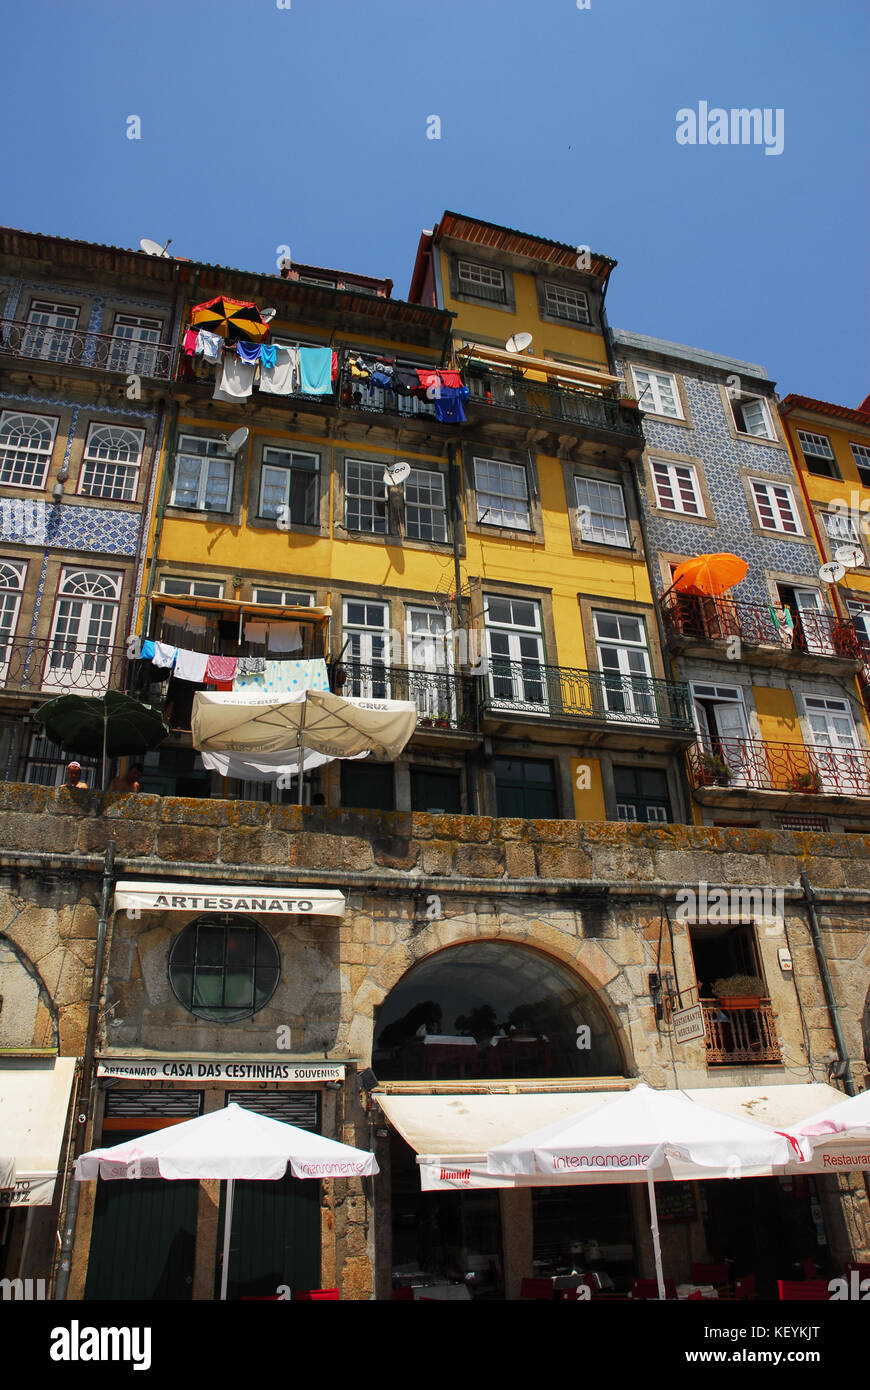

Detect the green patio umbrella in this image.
[34,692,169,790]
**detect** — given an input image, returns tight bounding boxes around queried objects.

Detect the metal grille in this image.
[776,814,829,832]
[226,1091,320,1130]
[104,1089,203,1119]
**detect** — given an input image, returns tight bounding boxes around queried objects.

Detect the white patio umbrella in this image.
[487,1084,795,1299]
[75,1103,379,1300]
[787,1089,870,1170]
[192,689,418,802]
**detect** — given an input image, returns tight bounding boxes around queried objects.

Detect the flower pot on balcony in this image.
[718,996,763,1009]
[619,397,639,410]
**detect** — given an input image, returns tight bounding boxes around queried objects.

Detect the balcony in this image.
[0,319,174,379]
[479,660,694,747]
[465,372,644,440]
[687,737,870,801]
[338,662,478,745]
[661,592,863,670]
[700,1000,782,1066]
[0,638,129,699]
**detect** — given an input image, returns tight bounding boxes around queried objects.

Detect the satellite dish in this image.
[818,561,846,584]
[139,237,172,257]
[835,545,864,569]
[222,428,250,455]
[505,332,533,353]
[278,255,293,271]
[383,461,411,488]
[261,308,277,322]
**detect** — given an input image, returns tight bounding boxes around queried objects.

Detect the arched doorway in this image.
[374,942,631,1299]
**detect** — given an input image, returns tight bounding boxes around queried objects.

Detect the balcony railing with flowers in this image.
[701,1000,782,1065]
[661,592,863,660]
[687,737,870,797]
[480,660,694,733]
[0,638,129,697]
[0,319,175,378]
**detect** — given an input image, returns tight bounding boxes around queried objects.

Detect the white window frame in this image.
[79,423,144,500]
[22,300,80,363]
[0,559,26,683]
[484,595,547,713]
[650,458,704,516]
[253,587,315,607]
[42,567,123,694]
[593,611,655,722]
[574,476,630,547]
[108,313,163,375]
[630,367,683,420]
[750,478,803,535]
[821,510,863,555]
[850,442,870,484]
[159,576,225,599]
[473,457,531,531]
[259,447,319,526]
[542,282,590,324]
[0,411,58,489]
[171,436,234,512]
[343,599,392,699]
[405,468,448,543]
[344,459,388,534]
[730,394,776,440]
[457,260,505,296]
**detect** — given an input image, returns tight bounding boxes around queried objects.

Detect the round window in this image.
[168,914,280,1023]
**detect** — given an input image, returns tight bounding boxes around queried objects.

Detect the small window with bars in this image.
[542,282,590,324]
[456,259,507,304]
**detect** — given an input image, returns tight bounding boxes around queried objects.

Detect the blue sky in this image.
[4,0,868,403]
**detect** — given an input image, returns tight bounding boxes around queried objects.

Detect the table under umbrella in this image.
[75,1103,379,1300]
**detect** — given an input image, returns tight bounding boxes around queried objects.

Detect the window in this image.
[614,767,671,823]
[43,568,122,694]
[259,448,319,526]
[594,612,654,721]
[107,314,162,375]
[822,510,863,557]
[21,301,79,362]
[474,457,531,530]
[750,479,802,534]
[341,761,394,811]
[850,443,870,486]
[456,260,506,304]
[650,458,704,516]
[168,915,281,1023]
[343,599,390,698]
[160,577,225,598]
[542,282,590,324]
[0,412,57,488]
[405,468,447,542]
[630,368,683,419]
[410,767,462,814]
[797,430,839,479]
[730,394,776,439]
[253,587,314,607]
[494,758,558,818]
[574,476,630,547]
[171,436,233,512]
[485,596,546,711]
[803,695,861,793]
[0,559,25,682]
[344,459,388,533]
[692,683,750,784]
[847,601,870,647]
[79,423,144,500]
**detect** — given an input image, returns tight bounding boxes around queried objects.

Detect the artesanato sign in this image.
[96,1059,346,1082]
[113,881,346,916]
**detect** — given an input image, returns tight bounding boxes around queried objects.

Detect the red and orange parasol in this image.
[190,296,271,343]
[671,553,748,597]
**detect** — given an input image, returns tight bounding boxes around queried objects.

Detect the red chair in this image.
[631,1278,677,1300]
[296,1287,339,1300]
[520,1278,555,1300]
[777,1280,830,1301]
[687,1291,704,1300]
[734,1273,756,1300]
[691,1262,729,1286]
[845,1262,870,1280]
[392,1285,415,1301]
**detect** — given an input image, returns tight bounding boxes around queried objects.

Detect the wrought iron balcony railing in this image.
[661,592,863,660]
[336,662,475,731]
[687,737,870,797]
[0,638,130,697]
[480,659,694,733]
[701,1000,781,1066]
[466,373,644,436]
[0,318,175,378]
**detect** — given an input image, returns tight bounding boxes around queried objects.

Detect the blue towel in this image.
[259,344,277,370]
[140,639,156,660]
[236,341,262,364]
[299,347,333,395]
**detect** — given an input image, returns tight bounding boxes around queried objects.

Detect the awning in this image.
[114,881,346,916]
[0,1058,77,1206]
[374,1082,861,1190]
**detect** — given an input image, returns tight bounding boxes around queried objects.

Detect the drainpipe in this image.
[142,400,180,636]
[800,870,855,1096]
[779,400,849,623]
[54,841,116,1299]
[447,442,477,814]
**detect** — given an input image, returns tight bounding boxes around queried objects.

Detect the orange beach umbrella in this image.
[190,296,270,342]
[672,553,748,597]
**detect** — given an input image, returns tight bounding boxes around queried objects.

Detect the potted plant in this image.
[700,752,732,786]
[434,709,450,729]
[789,769,822,793]
[712,974,766,1008]
[619,394,639,410]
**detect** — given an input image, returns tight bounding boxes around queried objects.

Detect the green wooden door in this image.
[84,1130,197,1301]
[216,1170,321,1299]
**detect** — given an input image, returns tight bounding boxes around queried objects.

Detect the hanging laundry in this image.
[213,355,256,402]
[182,328,199,356]
[235,658,330,694]
[140,639,156,661]
[415,368,464,393]
[392,367,421,396]
[332,350,338,381]
[236,341,262,365]
[195,329,223,362]
[299,347,334,395]
[243,620,269,645]
[259,344,277,370]
[152,641,177,669]
[205,654,238,683]
[173,648,209,683]
[265,622,303,655]
[259,345,299,396]
[349,357,371,380]
[434,385,469,424]
[236,656,266,675]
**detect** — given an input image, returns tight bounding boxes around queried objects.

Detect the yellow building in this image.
[136,216,694,820]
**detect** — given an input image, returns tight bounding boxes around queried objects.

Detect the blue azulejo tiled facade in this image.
[610,329,818,605]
